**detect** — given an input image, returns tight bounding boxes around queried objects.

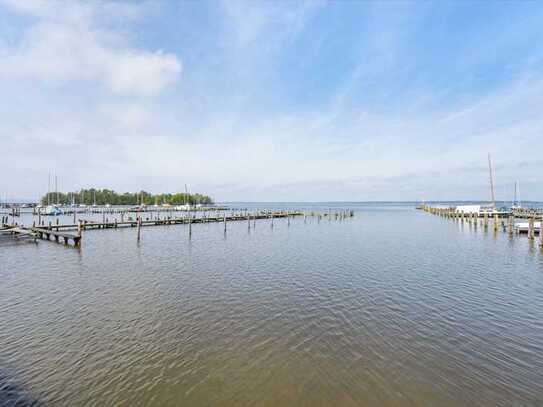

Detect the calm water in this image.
[1,203,543,406]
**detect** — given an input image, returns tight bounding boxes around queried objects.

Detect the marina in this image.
[0,207,354,248]
[2,1,543,405]
[420,205,543,239]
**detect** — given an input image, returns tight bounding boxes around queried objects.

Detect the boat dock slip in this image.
[0,209,355,248]
[421,205,543,247]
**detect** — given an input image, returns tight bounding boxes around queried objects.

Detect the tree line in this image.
[41,189,214,206]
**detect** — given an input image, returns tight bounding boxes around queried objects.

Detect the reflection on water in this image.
[1,203,543,406]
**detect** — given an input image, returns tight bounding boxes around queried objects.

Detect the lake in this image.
[1,203,543,406]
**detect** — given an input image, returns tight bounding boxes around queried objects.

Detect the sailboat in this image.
[176,185,191,211]
[479,154,500,215]
[40,172,63,215]
[455,154,501,215]
[511,181,522,210]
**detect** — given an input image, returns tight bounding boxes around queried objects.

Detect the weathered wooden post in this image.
[287,214,290,227]
[247,214,250,230]
[494,213,499,232]
[137,217,142,242]
[304,212,306,223]
[73,210,76,224]
[483,212,488,229]
[223,213,227,233]
[508,214,514,236]
[528,216,535,240]
[539,216,543,248]
[270,213,274,228]
[188,212,192,237]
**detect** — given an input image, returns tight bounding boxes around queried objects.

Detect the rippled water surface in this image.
[2,203,543,406]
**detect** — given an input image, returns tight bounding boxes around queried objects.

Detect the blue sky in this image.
[1,0,542,201]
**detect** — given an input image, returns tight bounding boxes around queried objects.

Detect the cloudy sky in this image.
[1,0,542,202]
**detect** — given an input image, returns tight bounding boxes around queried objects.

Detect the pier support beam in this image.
[508,215,514,236]
[528,216,535,240]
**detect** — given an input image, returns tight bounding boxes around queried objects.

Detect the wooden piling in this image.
[137,217,142,241]
[508,215,514,236]
[528,216,535,240]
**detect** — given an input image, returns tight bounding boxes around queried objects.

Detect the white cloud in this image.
[0,0,181,95]
[0,1,541,201]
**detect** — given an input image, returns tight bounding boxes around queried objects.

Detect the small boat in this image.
[515,222,541,234]
[41,205,63,216]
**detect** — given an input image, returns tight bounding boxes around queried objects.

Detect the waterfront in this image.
[1,203,543,406]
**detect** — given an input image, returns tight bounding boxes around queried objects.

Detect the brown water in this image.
[1,203,543,406]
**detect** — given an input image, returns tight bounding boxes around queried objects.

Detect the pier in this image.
[420,205,543,247]
[1,209,355,249]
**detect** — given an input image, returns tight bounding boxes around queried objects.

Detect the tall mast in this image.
[513,181,517,207]
[488,154,496,208]
[47,172,51,206]
[55,174,58,205]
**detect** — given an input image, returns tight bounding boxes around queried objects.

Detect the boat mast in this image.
[488,154,496,208]
[513,181,517,207]
[47,172,51,206]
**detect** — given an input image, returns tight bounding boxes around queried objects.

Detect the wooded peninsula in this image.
[41,189,214,206]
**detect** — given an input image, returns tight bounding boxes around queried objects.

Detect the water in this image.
[1,203,543,406]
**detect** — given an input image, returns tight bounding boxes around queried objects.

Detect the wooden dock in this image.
[1,209,355,248]
[0,225,81,247]
[421,205,543,247]
[32,211,306,232]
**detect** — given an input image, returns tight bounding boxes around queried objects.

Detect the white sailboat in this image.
[511,181,522,210]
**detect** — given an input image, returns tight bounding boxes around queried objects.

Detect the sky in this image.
[0,0,542,202]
